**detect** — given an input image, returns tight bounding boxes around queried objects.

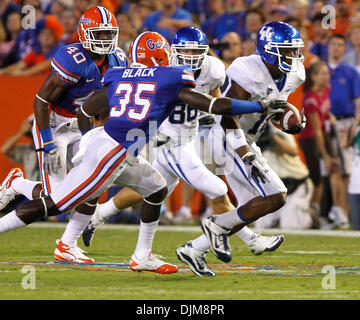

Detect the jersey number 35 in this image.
[110,81,157,122]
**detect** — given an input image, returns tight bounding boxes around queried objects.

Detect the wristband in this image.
[39,128,56,152]
[226,128,247,149]
[80,105,92,118]
[230,99,263,115]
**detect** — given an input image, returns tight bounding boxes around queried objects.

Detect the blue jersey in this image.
[103,65,196,155]
[329,62,360,118]
[51,43,128,117]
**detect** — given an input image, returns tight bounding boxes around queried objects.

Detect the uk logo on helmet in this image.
[259,26,273,42]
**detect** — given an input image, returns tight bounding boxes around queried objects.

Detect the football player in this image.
[194,21,306,265]
[0,6,128,263]
[0,31,285,274]
[82,27,285,276]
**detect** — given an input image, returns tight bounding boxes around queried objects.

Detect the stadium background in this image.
[0,0,359,228]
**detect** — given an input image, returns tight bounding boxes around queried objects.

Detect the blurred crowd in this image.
[1,0,360,230]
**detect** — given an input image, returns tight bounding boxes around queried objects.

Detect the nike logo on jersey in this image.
[199,83,208,86]
[86,78,95,83]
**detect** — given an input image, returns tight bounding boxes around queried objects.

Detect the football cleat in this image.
[54,239,95,263]
[248,234,285,255]
[201,216,232,263]
[82,221,96,247]
[129,252,178,274]
[82,207,104,247]
[176,241,215,277]
[0,168,23,210]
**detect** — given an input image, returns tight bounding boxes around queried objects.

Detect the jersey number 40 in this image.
[110,81,157,122]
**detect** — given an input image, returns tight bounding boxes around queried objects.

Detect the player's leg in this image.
[47,127,101,262]
[0,119,50,210]
[174,182,196,224]
[82,150,181,246]
[0,168,42,211]
[110,155,177,274]
[54,200,98,263]
[201,131,286,262]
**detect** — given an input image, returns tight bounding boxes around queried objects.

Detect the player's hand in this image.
[242,153,270,184]
[260,100,288,116]
[282,122,304,134]
[44,147,62,175]
[198,111,216,127]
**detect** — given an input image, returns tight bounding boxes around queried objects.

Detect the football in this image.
[271,103,302,131]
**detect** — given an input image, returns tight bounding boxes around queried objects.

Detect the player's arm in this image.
[77,87,109,132]
[34,72,69,151]
[179,86,264,116]
[223,81,272,184]
[220,81,253,158]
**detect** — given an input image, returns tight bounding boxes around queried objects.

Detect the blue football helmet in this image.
[170,26,209,71]
[256,21,304,73]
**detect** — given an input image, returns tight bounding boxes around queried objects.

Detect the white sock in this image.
[133,220,159,260]
[11,177,40,200]
[61,211,92,247]
[96,197,119,221]
[214,207,246,229]
[236,226,257,245]
[191,234,210,252]
[0,210,26,233]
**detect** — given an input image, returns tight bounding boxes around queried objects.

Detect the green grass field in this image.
[0,222,359,300]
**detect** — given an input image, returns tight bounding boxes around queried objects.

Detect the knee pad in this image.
[144,186,168,206]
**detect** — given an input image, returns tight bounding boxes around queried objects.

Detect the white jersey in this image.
[219,54,305,144]
[158,55,226,145]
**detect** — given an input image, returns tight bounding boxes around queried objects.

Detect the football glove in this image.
[242,153,270,184]
[260,99,288,117]
[198,111,216,127]
[44,146,62,175]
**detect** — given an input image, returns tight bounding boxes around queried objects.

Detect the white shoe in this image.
[54,239,95,263]
[201,216,232,262]
[0,168,23,210]
[329,207,349,229]
[248,234,285,255]
[129,252,178,274]
[176,241,215,277]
